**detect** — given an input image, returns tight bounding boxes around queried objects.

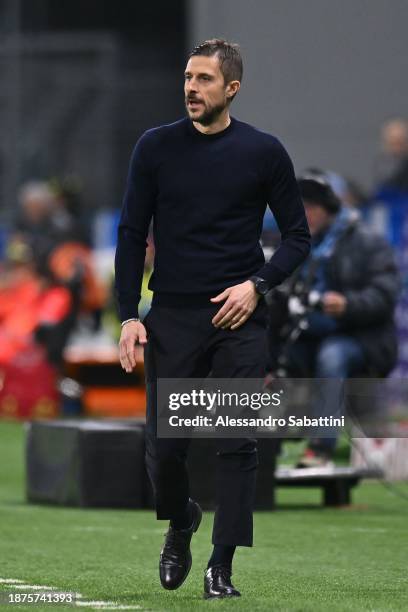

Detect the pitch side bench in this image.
[275,466,382,506]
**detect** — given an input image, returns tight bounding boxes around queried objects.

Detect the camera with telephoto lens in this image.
[285,280,323,318]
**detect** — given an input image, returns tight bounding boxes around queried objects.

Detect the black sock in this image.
[207,545,236,569]
[170,500,193,530]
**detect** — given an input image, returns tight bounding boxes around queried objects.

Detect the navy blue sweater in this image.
[115,116,311,321]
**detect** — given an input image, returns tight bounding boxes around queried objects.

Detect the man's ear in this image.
[226,80,240,99]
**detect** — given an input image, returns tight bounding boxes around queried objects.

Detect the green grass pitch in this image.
[0,420,407,611]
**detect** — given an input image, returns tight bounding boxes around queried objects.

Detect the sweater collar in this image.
[186,116,236,140]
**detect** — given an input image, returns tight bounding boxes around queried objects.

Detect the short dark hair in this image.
[189,38,243,85]
[297,172,341,215]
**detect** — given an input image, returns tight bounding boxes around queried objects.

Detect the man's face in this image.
[22,194,52,224]
[304,201,333,236]
[184,55,236,126]
[382,121,408,157]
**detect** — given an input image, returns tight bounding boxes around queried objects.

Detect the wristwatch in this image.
[249,276,269,296]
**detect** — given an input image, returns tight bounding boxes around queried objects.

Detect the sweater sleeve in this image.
[256,142,311,288]
[114,135,156,321]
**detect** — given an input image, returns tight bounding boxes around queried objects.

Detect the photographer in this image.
[269,172,399,467]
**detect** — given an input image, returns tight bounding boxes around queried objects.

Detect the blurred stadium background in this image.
[1,2,408,610]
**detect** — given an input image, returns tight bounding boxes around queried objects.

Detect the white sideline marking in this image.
[97,604,142,610]
[0,578,80,594]
[10,584,56,590]
[1,579,142,610]
[76,603,141,610]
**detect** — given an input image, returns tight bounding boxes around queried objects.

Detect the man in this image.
[269,172,399,467]
[374,118,408,193]
[115,39,310,599]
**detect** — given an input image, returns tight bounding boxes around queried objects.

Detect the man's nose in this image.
[186,78,198,93]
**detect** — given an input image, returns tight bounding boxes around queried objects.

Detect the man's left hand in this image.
[211,280,260,330]
[322,291,347,317]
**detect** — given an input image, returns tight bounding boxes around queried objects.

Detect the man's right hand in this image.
[119,320,147,373]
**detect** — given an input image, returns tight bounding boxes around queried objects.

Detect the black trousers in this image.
[143,300,268,546]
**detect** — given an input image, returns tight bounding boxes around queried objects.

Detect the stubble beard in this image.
[185,99,228,126]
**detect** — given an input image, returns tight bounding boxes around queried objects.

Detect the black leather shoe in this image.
[159,500,202,590]
[203,565,241,599]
